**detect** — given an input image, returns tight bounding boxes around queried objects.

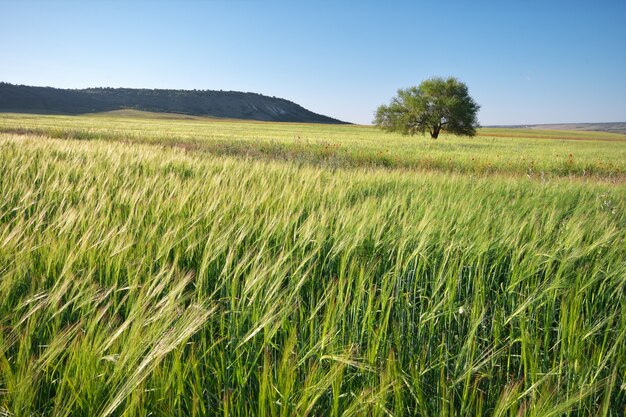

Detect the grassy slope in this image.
[0,113,625,416]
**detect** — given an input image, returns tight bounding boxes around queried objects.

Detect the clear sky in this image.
[1,0,625,125]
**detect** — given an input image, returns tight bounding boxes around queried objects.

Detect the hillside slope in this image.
[0,83,347,124]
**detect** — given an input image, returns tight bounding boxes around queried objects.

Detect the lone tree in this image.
[374,77,480,139]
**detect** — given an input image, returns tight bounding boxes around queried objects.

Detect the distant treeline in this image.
[0,83,347,124]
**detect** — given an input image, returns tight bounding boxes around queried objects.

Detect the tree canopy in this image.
[374,77,480,139]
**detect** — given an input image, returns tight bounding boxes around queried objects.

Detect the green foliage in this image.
[375,77,480,138]
[0,115,624,415]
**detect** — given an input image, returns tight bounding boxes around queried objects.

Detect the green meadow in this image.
[0,112,625,416]
[1,110,625,179]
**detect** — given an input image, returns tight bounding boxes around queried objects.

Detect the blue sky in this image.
[1,0,625,125]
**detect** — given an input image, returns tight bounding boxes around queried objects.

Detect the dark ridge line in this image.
[0,82,349,124]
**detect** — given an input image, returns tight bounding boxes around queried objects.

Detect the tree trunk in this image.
[430,126,440,139]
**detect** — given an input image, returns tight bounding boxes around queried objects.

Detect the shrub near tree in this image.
[375,77,480,139]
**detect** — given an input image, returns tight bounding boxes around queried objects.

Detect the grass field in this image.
[1,111,625,180]
[0,112,625,416]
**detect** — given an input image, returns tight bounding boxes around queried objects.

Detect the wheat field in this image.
[0,112,624,416]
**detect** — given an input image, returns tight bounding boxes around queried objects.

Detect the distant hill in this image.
[486,122,626,134]
[0,83,348,124]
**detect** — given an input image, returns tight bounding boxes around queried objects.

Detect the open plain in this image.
[0,112,625,416]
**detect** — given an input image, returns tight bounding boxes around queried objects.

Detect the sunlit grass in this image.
[1,111,624,179]
[0,113,624,415]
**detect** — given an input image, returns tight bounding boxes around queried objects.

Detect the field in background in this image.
[1,111,625,180]
[490,122,626,135]
[0,113,625,416]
